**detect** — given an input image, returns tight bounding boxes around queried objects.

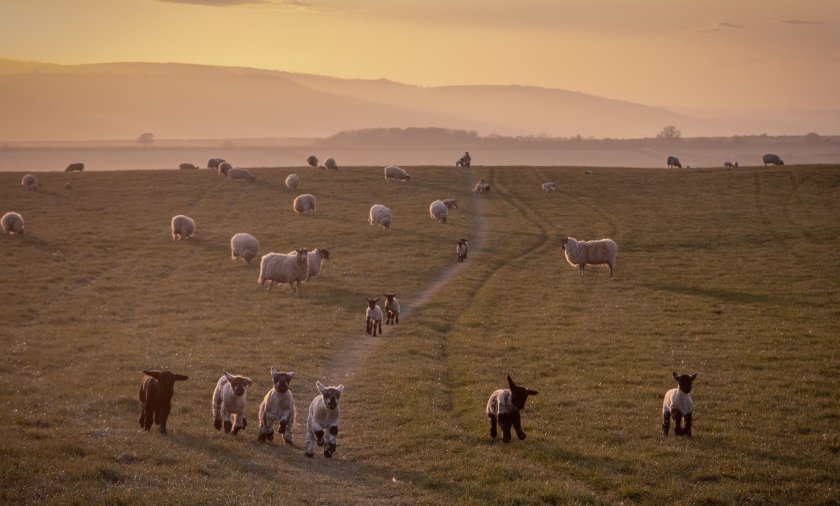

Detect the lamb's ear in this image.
[690,373,697,380]
[288,372,295,380]
[336,384,345,394]
[173,374,189,381]
[672,371,679,380]
[316,381,326,394]
[374,297,381,303]
[271,366,278,376]
[144,370,161,380]
[507,375,516,390]
[242,377,253,387]
[527,389,539,396]
[224,371,236,383]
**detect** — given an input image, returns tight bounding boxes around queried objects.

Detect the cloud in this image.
[694,21,743,33]
[780,19,826,26]
[158,0,311,7]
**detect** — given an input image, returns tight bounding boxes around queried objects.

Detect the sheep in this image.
[21,174,39,191]
[212,371,253,435]
[257,250,309,294]
[384,293,400,325]
[474,179,491,194]
[230,233,260,264]
[667,155,682,168]
[304,381,344,458]
[208,158,226,170]
[560,236,617,277]
[65,162,84,172]
[306,155,319,168]
[323,157,338,170]
[542,181,557,192]
[64,182,72,190]
[723,162,738,168]
[486,375,538,443]
[218,161,232,176]
[368,204,392,229]
[227,167,255,182]
[442,198,458,210]
[285,173,300,191]
[456,152,471,168]
[662,371,697,437]
[366,298,383,336]
[1,212,25,235]
[179,163,198,170]
[138,369,189,435]
[457,238,469,262]
[257,367,296,444]
[293,194,316,215]
[763,153,784,166]
[288,248,330,280]
[384,165,410,182]
[170,215,195,241]
[429,200,448,223]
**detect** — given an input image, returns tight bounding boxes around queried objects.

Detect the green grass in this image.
[1,164,838,504]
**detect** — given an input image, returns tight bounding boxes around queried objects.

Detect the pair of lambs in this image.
[1,212,25,235]
[429,199,458,223]
[258,248,331,293]
[365,294,400,336]
[307,155,337,170]
[561,236,617,278]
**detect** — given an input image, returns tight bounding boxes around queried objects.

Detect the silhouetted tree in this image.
[657,125,681,140]
[138,132,155,147]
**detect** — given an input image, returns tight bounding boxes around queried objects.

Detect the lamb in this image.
[21,174,39,191]
[662,371,697,437]
[138,369,189,435]
[456,152,471,168]
[306,155,319,168]
[208,158,226,170]
[258,367,296,444]
[218,161,232,176]
[212,371,253,435]
[560,236,617,277]
[384,293,400,325]
[304,381,344,458]
[230,233,260,264]
[384,165,410,182]
[723,162,738,168]
[170,215,196,241]
[429,200,448,223]
[65,162,84,172]
[542,181,557,192]
[288,248,330,280]
[179,163,198,170]
[227,167,256,182]
[323,157,338,170]
[293,194,316,215]
[1,212,25,235]
[258,250,309,294]
[486,375,538,443]
[366,298,383,336]
[474,179,491,194]
[763,153,784,166]
[457,238,469,262]
[368,204,392,229]
[285,173,300,191]
[667,155,682,168]
[442,199,458,210]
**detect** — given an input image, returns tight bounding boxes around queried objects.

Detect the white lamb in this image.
[542,182,557,192]
[21,174,39,191]
[170,215,195,241]
[384,165,410,182]
[474,179,491,194]
[258,250,309,294]
[293,194,316,215]
[662,372,697,437]
[285,173,300,191]
[384,293,400,325]
[227,167,255,182]
[366,297,383,336]
[1,212,25,235]
[323,157,338,170]
[457,238,469,262]
[212,371,253,435]
[304,381,344,458]
[258,368,296,444]
[288,248,330,280]
[368,204,392,229]
[230,233,260,264]
[429,200,448,223]
[560,236,617,277]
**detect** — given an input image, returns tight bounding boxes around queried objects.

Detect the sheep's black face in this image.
[507,375,538,410]
[273,372,293,393]
[322,388,342,410]
[673,372,697,393]
[560,238,568,251]
[144,370,189,399]
[367,298,380,309]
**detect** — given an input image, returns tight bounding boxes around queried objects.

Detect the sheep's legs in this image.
[662,410,671,435]
[158,407,170,435]
[683,413,692,437]
[366,318,372,335]
[512,411,527,440]
[325,426,338,457]
[673,412,683,436]
[499,413,513,443]
[488,414,498,439]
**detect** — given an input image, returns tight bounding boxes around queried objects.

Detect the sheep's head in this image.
[294,249,308,265]
[507,375,538,410]
[560,237,570,250]
[319,249,331,260]
[384,293,397,304]
[143,370,189,399]
[270,367,294,393]
[672,371,697,394]
[367,297,381,309]
[224,371,253,397]
[317,381,344,410]
[458,238,469,246]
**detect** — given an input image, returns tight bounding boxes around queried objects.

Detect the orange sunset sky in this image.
[1,0,838,110]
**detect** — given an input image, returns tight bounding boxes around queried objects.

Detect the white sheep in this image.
[368,204,392,229]
[293,194,316,215]
[227,167,255,182]
[323,157,338,170]
[21,174,39,191]
[366,298,383,336]
[258,368,296,444]
[429,200,448,223]
[1,212,25,235]
[560,236,617,277]
[306,155,319,168]
[486,375,538,443]
[212,371,253,435]
[285,173,300,191]
[304,381,344,458]
[457,238,469,262]
[542,182,557,193]
[384,293,400,325]
[442,199,458,210]
[170,215,195,241]
[662,372,697,437]
[384,165,410,182]
[230,233,260,264]
[258,250,309,294]
[474,179,491,194]
[288,248,330,281]
[218,161,232,175]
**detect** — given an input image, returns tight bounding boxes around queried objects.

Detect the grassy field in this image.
[1,164,838,504]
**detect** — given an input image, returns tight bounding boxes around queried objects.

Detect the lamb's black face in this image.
[560,238,568,250]
[273,372,294,393]
[322,388,342,410]
[507,375,538,410]
[673,372,697,393]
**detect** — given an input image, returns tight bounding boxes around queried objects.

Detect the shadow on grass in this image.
[644,282,825,308]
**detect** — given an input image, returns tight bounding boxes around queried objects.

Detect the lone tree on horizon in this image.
[138,132,155,147]
[657,125,681,140]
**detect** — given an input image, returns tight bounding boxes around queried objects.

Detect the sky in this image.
[1,0,838,110]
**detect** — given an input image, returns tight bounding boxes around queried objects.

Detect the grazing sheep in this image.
[212,371,253,435]
[723,162,738,168]
[560,236,617,277]
[442,198,458,210]
[304,381,344,458]
[763,153,784,166]
[179,163,198,170]
[486,375,538,443]
[293,194,316,215]
[258,250,309,294]
[368,204,392,229]
[323,157,338,170]
[366,298,383,336]
[170,215,195,241]
[230,233,260,264]
[65,162,84,172]
[208,158,226,170]
[384,165,410,182]
[542,181,557,193]
[384,293,400,325]
[64,182,72,190]
[227,167,255,182]
[584,170,593,175]
[429,200,448,223]
[1,212,25,235]
[258,368,296,444]
[285,173,300,191]
[306,155,319,168]
[289,248,330,280]
[662,371,697,437]
[667,155,682,169]
[21,174,39,191]
[457,238,469,262]
[474,179,491,194]
[456,152,472,168]
[218,162,232,176]
[138,369,189,435]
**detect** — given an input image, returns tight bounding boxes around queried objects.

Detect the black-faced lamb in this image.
[486,375,538,443]
[218,161,232,176]
[212,371,253,435]
[384,293,400,325]
[457,238,469,262]
[231,233,260,264]
[65,162,84,172]
[170,215,196,241]
[285,173,300,190]
[258,367,295,444]
[384,165,410,181]
[323,157,338,170]
[2,212,25,235]
[762,153,784,166]
[227,167,255,182]
[560,236,617,277]
[21,174,39,191]
[258,250,309,294]
[366,298,383,336]
[293,194,316,215]
[179,163,198,170]
[662,371,697,437]
[306,155,318,167]
[474,179,491,194]
[304,381,344,458]
[667,155,682,168]
[138,369,189,435]
[429,200,448,223]
[368,204,392,229]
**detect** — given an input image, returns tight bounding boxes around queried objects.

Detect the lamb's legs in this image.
[499,413,513,443]
[662,410,671,435]
[673,411,684,436]
[489,414,498,439]
[512,411,527,440]
[683,413,692,437]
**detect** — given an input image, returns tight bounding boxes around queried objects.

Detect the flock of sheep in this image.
[666,153,785,169]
